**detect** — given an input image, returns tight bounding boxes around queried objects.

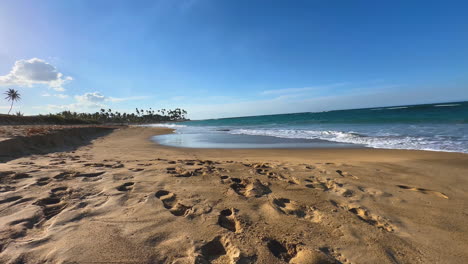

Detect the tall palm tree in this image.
[4,89,21,115]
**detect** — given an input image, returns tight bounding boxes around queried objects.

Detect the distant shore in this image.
[0,126,467,263]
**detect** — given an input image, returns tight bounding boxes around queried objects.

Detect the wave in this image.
[228,128,467,153]
[386,106,409,110]
[434,104,461,107]
[142,123,187,128]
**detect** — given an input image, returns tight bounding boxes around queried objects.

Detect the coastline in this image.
[0,126,467,263]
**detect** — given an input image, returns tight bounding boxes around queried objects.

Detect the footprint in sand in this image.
[51,186,68,194]
[53,172,76,181]
[18,161,35,165]
[332,201,394,232]
[155,190,191,217]
[175,170,196,177]
[166,167,177,174]
[230,177,242,183]
[271,198,322,223]
[198,236,228,263]
[129,168,144,172]
[218,208,242,232]
[109,163,124,168]
[30,186,72,223]
[219,175,232,185]
[83,162,105,167]
[266,239,298,263]
[0,172,31,185]
[50,160,66,165]
[255,168,270,175]
[167,167,202,177]
[336,170,358,179]
[117,182,134,192]
[36,177,51,186]
[9,215,42,239]
[34,195,67,221]
[75,171,105,178]
[0,195,23,205]
[266,239,342,264]
[397,185,448,199]
[305,177,354,198]
[348,207,393,232]
[74,171,105,182]
[197,236,256,264]
[0,185,16,193]
[12,172,32,180]
[319,247,352,264]
[229,179,271,198]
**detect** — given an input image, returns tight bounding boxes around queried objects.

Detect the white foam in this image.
[141,123,187,128]
[386,106,409,110]
[229,128,467,153]
[434,104,461,107]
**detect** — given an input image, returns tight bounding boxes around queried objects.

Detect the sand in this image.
[0,126,467,263]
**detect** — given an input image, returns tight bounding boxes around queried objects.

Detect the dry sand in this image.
[0,126,467,263]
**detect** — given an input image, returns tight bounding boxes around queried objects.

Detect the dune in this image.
[0,126,467,263]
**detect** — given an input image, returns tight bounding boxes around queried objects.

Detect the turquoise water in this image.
[152,101,468,153]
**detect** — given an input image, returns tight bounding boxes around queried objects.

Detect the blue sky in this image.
[0,0,467,119]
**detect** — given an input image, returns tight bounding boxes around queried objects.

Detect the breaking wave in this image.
[228,128,468,153]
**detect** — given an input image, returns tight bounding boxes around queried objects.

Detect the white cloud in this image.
[44,92,149,112]
[0,58,73,91]
[75,92,106,105]
[41,93,69,99]
[74,92,149,105]
[39,92,107,112]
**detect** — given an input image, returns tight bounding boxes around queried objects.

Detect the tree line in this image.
[50,108,188,123]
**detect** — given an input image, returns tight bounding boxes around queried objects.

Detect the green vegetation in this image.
[48,108,188,124]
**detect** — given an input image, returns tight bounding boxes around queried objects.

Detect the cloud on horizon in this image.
[0,58,72,91]
[75,92,106,107]
[44,92,150,112]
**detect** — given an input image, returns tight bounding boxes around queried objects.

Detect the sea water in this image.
[151,101,468,153]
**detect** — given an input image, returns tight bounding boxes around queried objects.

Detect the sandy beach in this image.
[0,126,467,263]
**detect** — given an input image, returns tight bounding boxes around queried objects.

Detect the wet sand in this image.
[0,126,467,263]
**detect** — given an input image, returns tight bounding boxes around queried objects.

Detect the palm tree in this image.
[4,89,21,115]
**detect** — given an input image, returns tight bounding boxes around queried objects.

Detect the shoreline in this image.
[0,126,467,263]
[150,121,468,154]
[150,127,468,164]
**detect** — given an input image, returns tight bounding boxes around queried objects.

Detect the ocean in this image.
[151,101,468,153]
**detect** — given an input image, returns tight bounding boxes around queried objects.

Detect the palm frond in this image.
[4,88,21,102]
